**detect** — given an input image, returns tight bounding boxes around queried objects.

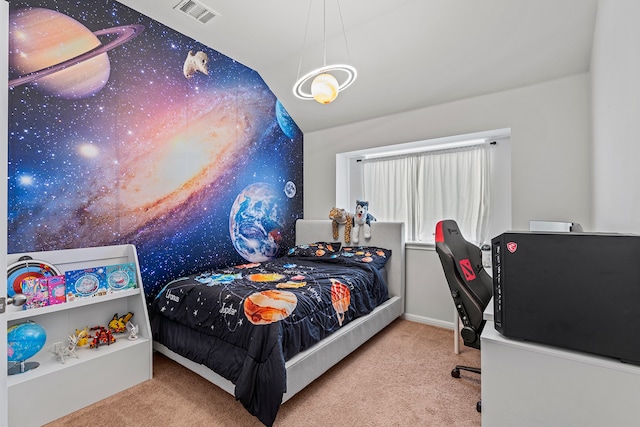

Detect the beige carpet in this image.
[45,319,481,426]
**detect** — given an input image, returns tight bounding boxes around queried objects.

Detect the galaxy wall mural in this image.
[7,0,304,299]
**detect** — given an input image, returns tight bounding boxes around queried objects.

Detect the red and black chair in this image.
[435,219,493,412]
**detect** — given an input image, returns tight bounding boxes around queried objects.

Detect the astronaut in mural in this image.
[183,50,209,78]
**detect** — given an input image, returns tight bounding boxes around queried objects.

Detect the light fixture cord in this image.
[296,0,314,82]
[322,0,327,67]
[337,0,352,63]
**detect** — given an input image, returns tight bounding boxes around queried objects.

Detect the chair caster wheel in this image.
[477,401,482,412]
[451,368,460,378]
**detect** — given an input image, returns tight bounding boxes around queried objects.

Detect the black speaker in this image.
[492,231,640,364]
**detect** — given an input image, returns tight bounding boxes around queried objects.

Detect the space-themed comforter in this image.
[149,243,391,426]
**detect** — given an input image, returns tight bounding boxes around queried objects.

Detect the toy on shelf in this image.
[65,267,107,300]
[7,256,61,299]
[75,327,90,347]
[44,275,67,305]
[49,335,79,364]
[126,321,139,341]
[108,312,133,333]
[7,320,47,375]
[21,277,49,310]
[89,326,115,349]
[105,263,137,292]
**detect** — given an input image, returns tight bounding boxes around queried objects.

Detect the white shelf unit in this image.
[5,245,152,427]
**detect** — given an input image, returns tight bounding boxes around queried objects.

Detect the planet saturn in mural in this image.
[8,8,144,98]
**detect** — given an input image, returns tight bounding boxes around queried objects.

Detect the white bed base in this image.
[153,219,405,403]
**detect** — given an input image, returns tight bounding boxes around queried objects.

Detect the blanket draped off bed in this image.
[149,243,392,426]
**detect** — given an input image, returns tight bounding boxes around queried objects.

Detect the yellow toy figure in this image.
[109,312,134,333]
[75,327,90,347]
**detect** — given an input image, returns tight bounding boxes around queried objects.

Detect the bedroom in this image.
[2,0,640,426]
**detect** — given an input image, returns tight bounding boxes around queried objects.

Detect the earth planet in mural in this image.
[230,183,285,262]
[276,100,297,139]
[8,8,144,98]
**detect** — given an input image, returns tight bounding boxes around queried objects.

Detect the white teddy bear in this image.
[183,50,209,79]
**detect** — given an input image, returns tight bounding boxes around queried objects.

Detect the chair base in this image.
[451,365,482,413]
[451,365,481,377]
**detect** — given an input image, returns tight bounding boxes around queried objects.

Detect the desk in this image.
[481,300,640,426]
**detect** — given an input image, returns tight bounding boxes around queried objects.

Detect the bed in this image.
[151,219,405,425]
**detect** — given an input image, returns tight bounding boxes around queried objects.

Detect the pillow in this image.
[286,241,342,258]
[339,246,392,269]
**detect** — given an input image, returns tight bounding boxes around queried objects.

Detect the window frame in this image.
[336,129,512,247]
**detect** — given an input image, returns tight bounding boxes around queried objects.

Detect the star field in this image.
[8,0,304,299]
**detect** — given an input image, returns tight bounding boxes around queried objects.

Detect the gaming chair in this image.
[435,219,493,412]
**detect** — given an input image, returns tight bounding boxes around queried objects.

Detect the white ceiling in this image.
[117,0,599,133]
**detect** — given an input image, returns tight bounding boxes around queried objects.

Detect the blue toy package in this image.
[105,263,137,292]
[65,267,107,300]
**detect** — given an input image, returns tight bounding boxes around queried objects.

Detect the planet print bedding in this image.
[149,243,392,426]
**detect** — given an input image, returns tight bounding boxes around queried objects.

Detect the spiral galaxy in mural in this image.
[7,0,304,296]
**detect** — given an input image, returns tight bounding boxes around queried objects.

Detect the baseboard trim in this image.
[402,313,455,330]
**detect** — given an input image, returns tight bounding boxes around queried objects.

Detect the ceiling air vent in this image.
[174,0,219,24]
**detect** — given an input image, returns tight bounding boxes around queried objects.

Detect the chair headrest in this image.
[435,220,480,284]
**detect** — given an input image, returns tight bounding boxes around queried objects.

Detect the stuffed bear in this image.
[329,207,353,243]
[183,50,209,79]
[352,200,376,244]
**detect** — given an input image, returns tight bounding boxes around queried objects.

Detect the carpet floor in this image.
[45,319,482,426]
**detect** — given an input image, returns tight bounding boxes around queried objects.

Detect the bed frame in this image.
[153,219,405,403]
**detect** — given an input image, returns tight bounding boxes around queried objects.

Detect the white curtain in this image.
[362,143,491,245]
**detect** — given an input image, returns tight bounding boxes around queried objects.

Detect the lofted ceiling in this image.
[116,0,599,133]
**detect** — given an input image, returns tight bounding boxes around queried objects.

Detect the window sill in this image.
[406,242,435,251]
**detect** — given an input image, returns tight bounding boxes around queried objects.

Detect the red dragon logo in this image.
[458,259,476,281]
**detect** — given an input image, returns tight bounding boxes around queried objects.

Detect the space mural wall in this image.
[7,0,304,298]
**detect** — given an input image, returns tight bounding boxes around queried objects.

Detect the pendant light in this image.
[293,0,357,104]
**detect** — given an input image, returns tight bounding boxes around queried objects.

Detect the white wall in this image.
[591,0,640,233]
[305,73,592,325]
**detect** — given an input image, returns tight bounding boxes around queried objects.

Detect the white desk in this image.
[481,299,640,426]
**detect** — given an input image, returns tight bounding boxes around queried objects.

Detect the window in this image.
[362,142,490,245]
[336,129,511,247]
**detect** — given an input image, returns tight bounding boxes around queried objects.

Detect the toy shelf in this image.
[7,335,150,387]
[6,288,140,321]
[5,245,153,427]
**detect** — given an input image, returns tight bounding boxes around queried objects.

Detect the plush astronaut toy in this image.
[352,200,376,244]
[183,50,209,79]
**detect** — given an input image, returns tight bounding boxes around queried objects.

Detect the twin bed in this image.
[150,220,405,426]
